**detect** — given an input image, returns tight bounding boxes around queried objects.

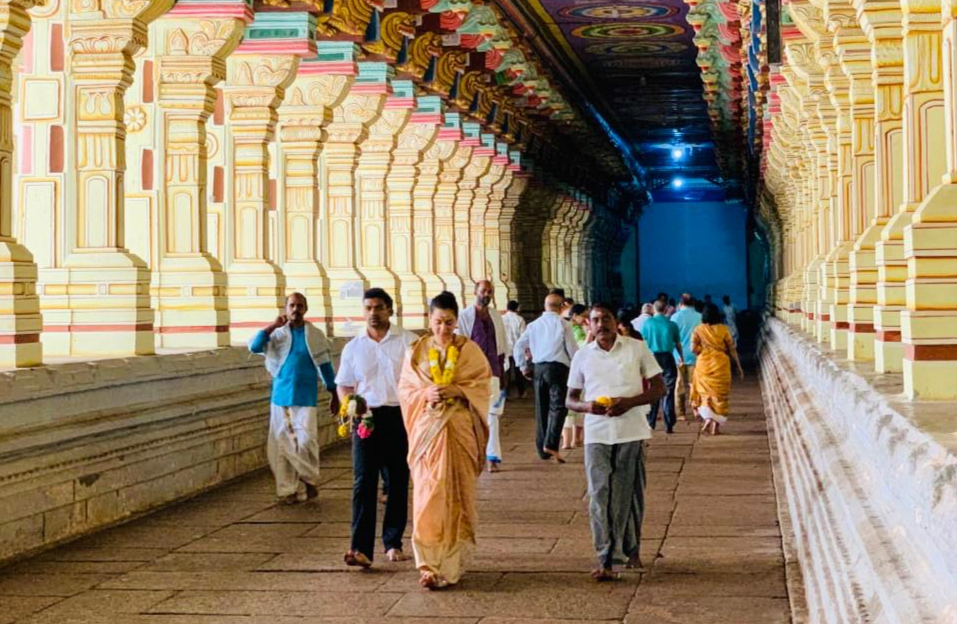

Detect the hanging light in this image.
[672,177,684,189]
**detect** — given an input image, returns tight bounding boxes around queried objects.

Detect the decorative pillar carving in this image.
[411,112,461,307]
[900,0,957,397]
[223,13,314,341]
[451,122,491,301]
[469,134,506,287]
[321,61,390,333]
[484,142,514,309]
[276,41,358,334]
[50,0,174,357]
[873,0,944,372]
[0,0,42,366]
[354,79,412,309]
[387,95,440,328]
[498,154,526,303]
[434,142,470,304]
[153,0,250,348]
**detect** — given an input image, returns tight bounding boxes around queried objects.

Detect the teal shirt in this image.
[249,326,336,407]
[642,315,681,355]
[670,308,702,365]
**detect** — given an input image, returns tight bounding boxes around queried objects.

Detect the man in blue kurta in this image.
[249,293,339,504]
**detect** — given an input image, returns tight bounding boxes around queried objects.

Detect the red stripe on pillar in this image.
[849,323,875,333]
[157,325,229,334]
[876,330,902,342]
[0,333,41,345]
[44,323,154,333]
[905,344,957,361]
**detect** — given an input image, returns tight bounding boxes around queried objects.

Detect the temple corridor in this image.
[0,374,796,624]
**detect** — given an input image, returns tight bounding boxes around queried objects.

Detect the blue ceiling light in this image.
[672,177,684,189]
[672,147,684,160]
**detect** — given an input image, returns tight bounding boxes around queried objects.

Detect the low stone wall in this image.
[0,342,347,563]
[760,318,957,623]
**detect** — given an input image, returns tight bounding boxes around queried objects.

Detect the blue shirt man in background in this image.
[670,294,702,421]
[249,293,338,504]
[641,299,684,433]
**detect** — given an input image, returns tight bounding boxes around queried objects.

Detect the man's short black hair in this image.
[364,287,393,309]
[507,300,520,312]
[549,288,566,298]
[570,303,588,316]
[590,301,615,316]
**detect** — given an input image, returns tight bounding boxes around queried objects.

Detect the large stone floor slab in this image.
[0,375,795,624]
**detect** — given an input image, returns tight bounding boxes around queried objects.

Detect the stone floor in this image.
[0,374,793,624]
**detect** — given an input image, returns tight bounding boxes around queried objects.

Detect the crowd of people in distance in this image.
[246,283,747,591]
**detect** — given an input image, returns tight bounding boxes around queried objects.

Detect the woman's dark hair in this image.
[616,307,638,327]
[363,287,393,309]
[430,291,459,317]
[570,303,588,317]
[702,302,723,325]
[507,300,520,312]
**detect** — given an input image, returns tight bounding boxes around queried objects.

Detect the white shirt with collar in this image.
[567,335,663,445]
[501,310,526,353]
[513,311,579,369]
[335,324,417,408]
[632,313,652,334]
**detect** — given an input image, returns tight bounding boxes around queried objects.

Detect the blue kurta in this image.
[250,327,335,407]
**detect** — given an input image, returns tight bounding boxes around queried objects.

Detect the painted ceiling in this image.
[515,0,721,185]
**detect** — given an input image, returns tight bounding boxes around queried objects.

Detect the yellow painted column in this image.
[498,167,527,304]
[354,80,412,307]
[276,42,358,334]
[900,0,957,397]
[49,0,173,356]
[469,135,506,286]
[568,198,590,302]
[320,62,390,333]
[411,112,461,306]
[222,18,313,341]
[0,0,42,366]
[451,123,491,301]
[483,143,514,308]
[153,6,249,348]
[873,0,945,373]
[835,19,877,360]
[814,69,841,343]
[386,96,441,328]
[434,142,470,304]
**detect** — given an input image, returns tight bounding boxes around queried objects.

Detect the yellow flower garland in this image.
[428,344,459,386]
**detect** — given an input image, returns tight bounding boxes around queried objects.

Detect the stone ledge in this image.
[760,318,957,623]
[0,342,349,564]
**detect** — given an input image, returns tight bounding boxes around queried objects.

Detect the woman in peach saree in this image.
[690,302,744,435]
[398,291,491,589]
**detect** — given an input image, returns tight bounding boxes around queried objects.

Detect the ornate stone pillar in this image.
[484,143,514,309]
[451,123,491,301]
[498,162,527,304]
[569,197,590,302]
[276,42,358,334]
[434,142,470,304]
[223,13,314,341]
[321,61,391,333]
[0,0,42,366]
[873,0,944,373]
[900,0,957,397]
[153,0,250,348]
[411,112,461,307]
[834,15,878,361]
[355,79,412,307]
[814,59,841,343]
[469,134,506,287]
[49,0,173,356]
[386,95,441,328]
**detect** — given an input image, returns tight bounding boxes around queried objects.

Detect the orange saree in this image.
[398,334,491,585]
[690,323,736,416]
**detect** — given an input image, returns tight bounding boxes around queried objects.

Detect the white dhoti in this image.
[486,376,506,463]
[267,404,320,497]
[698,405,728,425]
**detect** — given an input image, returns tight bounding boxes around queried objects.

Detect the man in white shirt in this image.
[456,280,508,472]
[337,288,417,569]
[501,300,527,399]
[514,293,579,463]
[631,303,654,335]
[566,302,666,581]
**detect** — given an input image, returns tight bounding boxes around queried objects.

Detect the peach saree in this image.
[398,334,491,585]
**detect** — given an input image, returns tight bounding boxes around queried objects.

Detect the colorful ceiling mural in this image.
[514,0,732,186]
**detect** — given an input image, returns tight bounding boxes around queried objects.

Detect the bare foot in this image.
[379,493,388,504]
[543,448,566,464]
[386,548,408,562]
[303,482,318,500]
[344,550,372,569]
[420,571,450,590]
[590,568,620,582]
[278,493,300,506]
[487,460,500,473]
[625,554,646,572]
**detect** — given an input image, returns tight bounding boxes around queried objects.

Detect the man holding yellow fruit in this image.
[566,302,667,581]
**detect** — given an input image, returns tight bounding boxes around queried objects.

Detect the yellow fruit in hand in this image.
[595,396,613,407]
[337,423,349,439]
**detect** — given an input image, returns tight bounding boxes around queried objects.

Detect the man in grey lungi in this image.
[566,302,666,581]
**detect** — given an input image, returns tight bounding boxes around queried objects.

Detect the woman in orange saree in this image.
[690,303,744,435]
[398,291,491,590]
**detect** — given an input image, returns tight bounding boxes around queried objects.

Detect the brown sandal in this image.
[590,568,620,582]
[344,550,372,569]
[543,448,567,464]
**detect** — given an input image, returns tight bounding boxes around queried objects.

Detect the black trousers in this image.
[534,362,569,458]
[350,406,409,559]
[507,356,526,397]
[648,352,678,433]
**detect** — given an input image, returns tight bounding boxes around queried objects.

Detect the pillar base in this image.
[903,357,957,400]
[326,268,369,336]
[153,255,230,349]
[814,300,831,343]
[226,260,285,343]
[0,241,43,368]
[846,303,876,361]
[397,272,435,330]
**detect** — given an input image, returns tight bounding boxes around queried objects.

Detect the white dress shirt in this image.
[501,311,526,354]
[567,335,663,445]
[335,325,417,408]
[631,313,652,334]
[513,311,579,369]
